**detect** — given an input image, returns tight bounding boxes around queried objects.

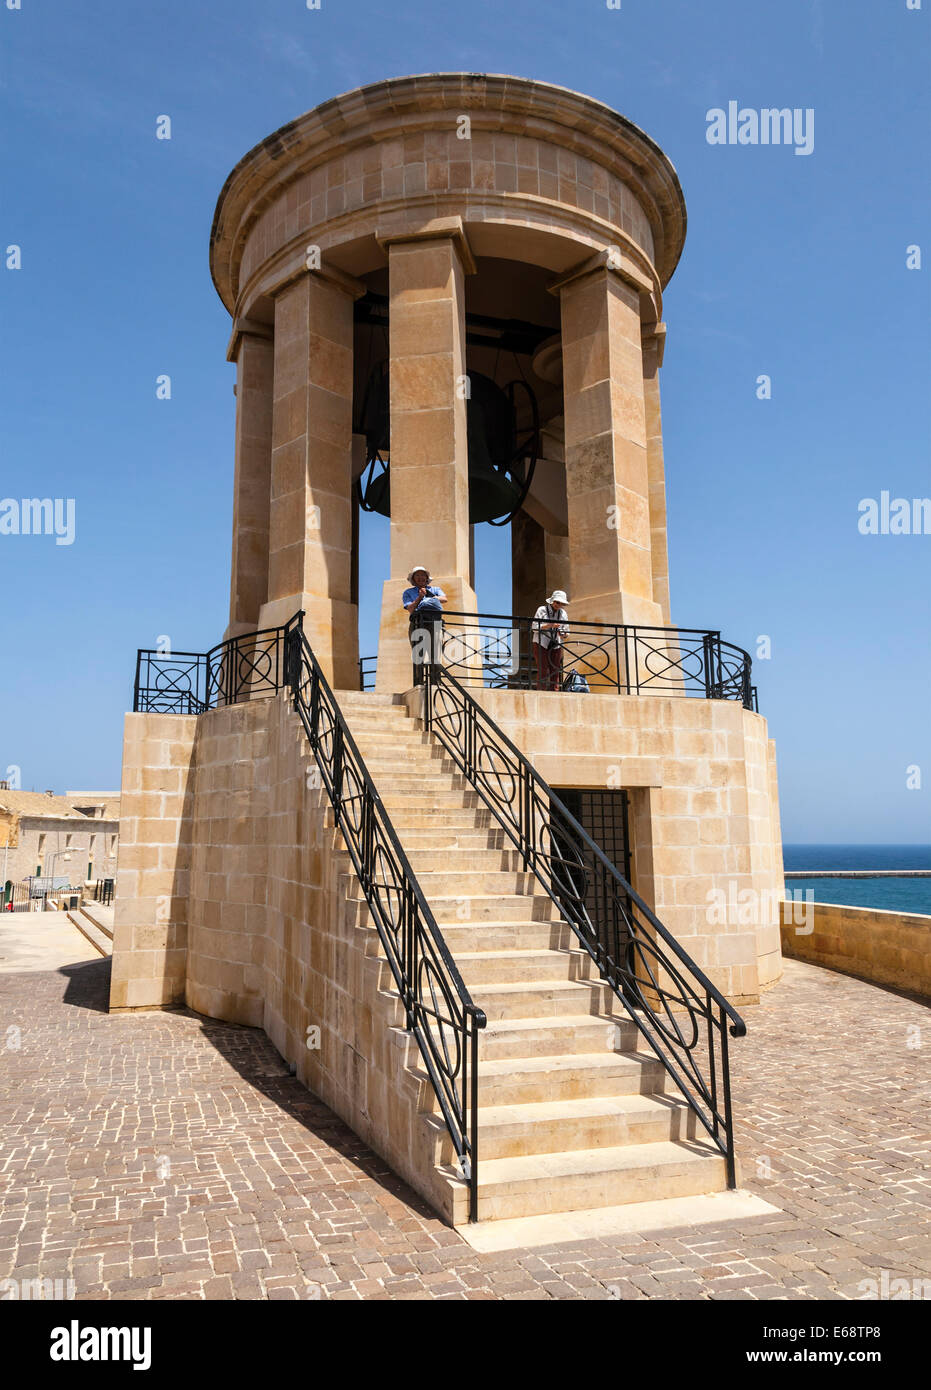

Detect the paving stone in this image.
[0,956,927,1300]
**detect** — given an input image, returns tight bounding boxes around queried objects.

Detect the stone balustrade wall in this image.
[780,900,931,999]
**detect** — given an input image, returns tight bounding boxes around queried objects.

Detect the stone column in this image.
[225,321,273,639]
[256,267,363,690]
[553,259,664,633]
[642,324,672,624]
[512,510,546,620]
[374,220,478,692]
[512,510,547,683]
[544,532,571,600]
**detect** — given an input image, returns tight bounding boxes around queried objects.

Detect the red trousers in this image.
[533,642,562,691]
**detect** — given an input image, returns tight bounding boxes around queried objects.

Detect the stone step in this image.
[345,894,565,938]
[340,867,542,899]
[343,706,416,728]
[478,1094,698,1160]
[431,1093,697,1162]
[410,869,542,895]
[335,692,407,710]
[391,828,509,850]
[466,1140,727,1221]
[438,920,574,952]
[343,721,422,741]
[80,904,114,939]
[426,894,563,924]
[376,808,497,830]
[404,848,523,874]
[374,777,470,796]
[66,910,111,958]
[354,746,430,766]
[347,726,430,746]
[475,1051,667,1105]
[478,1014,630,1060]
[379,789,482,810]
[357,748,452,770]
[468,978,609,1022]
[327,806,492,832]
[455,947,590,986]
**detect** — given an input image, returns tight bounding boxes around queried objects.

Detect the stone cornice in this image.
[210,73,687,314]
[231,190,663,324]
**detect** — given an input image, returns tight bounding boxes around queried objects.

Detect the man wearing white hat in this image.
[532,590,570,691]
[403,565,447,686]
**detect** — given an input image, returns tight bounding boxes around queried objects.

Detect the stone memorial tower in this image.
[211,73,681,689]
[113,76,784,1227]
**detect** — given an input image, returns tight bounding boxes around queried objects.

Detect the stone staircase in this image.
[67,902,114,958]
[335,691,728,1226]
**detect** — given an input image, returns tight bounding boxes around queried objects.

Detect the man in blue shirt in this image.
[403,565,447,686]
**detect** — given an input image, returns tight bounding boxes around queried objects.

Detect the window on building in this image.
[38,833,46,855]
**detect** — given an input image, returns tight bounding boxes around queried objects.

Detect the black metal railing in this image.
[438,613,757,710]
[423,666,746,1186]
[93,878,114,907]
[283,620,486,1219]
[358,654,377,692]
[361,614,758,711]
[134,623,293,713]
[132,614,487,1219]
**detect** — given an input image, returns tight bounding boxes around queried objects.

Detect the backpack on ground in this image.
[562,671,589,693]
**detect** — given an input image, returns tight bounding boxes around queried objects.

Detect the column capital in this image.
[548,248,653,299]
[282,260,366,300]
[305,262,368,301]
[376,215,477,275]
[249,259,366,327]
[641,321,667,369]
[225,316,273,364]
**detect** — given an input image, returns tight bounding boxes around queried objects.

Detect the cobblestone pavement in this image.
[0,956,927,1301]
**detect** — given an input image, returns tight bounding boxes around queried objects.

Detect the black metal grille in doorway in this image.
[559,789,631,880]
[554,789,637,999]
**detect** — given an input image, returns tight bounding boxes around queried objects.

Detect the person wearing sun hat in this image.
[402,565,447,686]
[531,589,570,690]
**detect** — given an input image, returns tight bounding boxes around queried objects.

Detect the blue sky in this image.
[1,0,928,843]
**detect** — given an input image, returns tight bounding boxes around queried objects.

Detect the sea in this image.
[783,844,931,916]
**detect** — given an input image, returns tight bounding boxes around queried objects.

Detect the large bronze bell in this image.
[356,365,539,526]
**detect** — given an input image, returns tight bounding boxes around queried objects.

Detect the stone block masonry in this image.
[110,693,456,1221]
[780,900,931,999]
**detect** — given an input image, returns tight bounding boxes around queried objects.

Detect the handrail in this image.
[134,622,293,713]
[361,612,758,711]
[424,666,746,1186]
[133,615,487,1220]
[440,611,756,709]
[283,619,487,1220]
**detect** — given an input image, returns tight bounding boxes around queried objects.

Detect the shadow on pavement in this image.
[58,957,112,1013]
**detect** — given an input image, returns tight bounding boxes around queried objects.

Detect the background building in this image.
[0,788,120,891]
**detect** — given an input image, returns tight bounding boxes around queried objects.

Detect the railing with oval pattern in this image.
[423,665,746,1186]
[134,623,293,714]
[360,613,758,710]
[438,613,758,709]
[134,615,487,1220]
[282,623,486,1219]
